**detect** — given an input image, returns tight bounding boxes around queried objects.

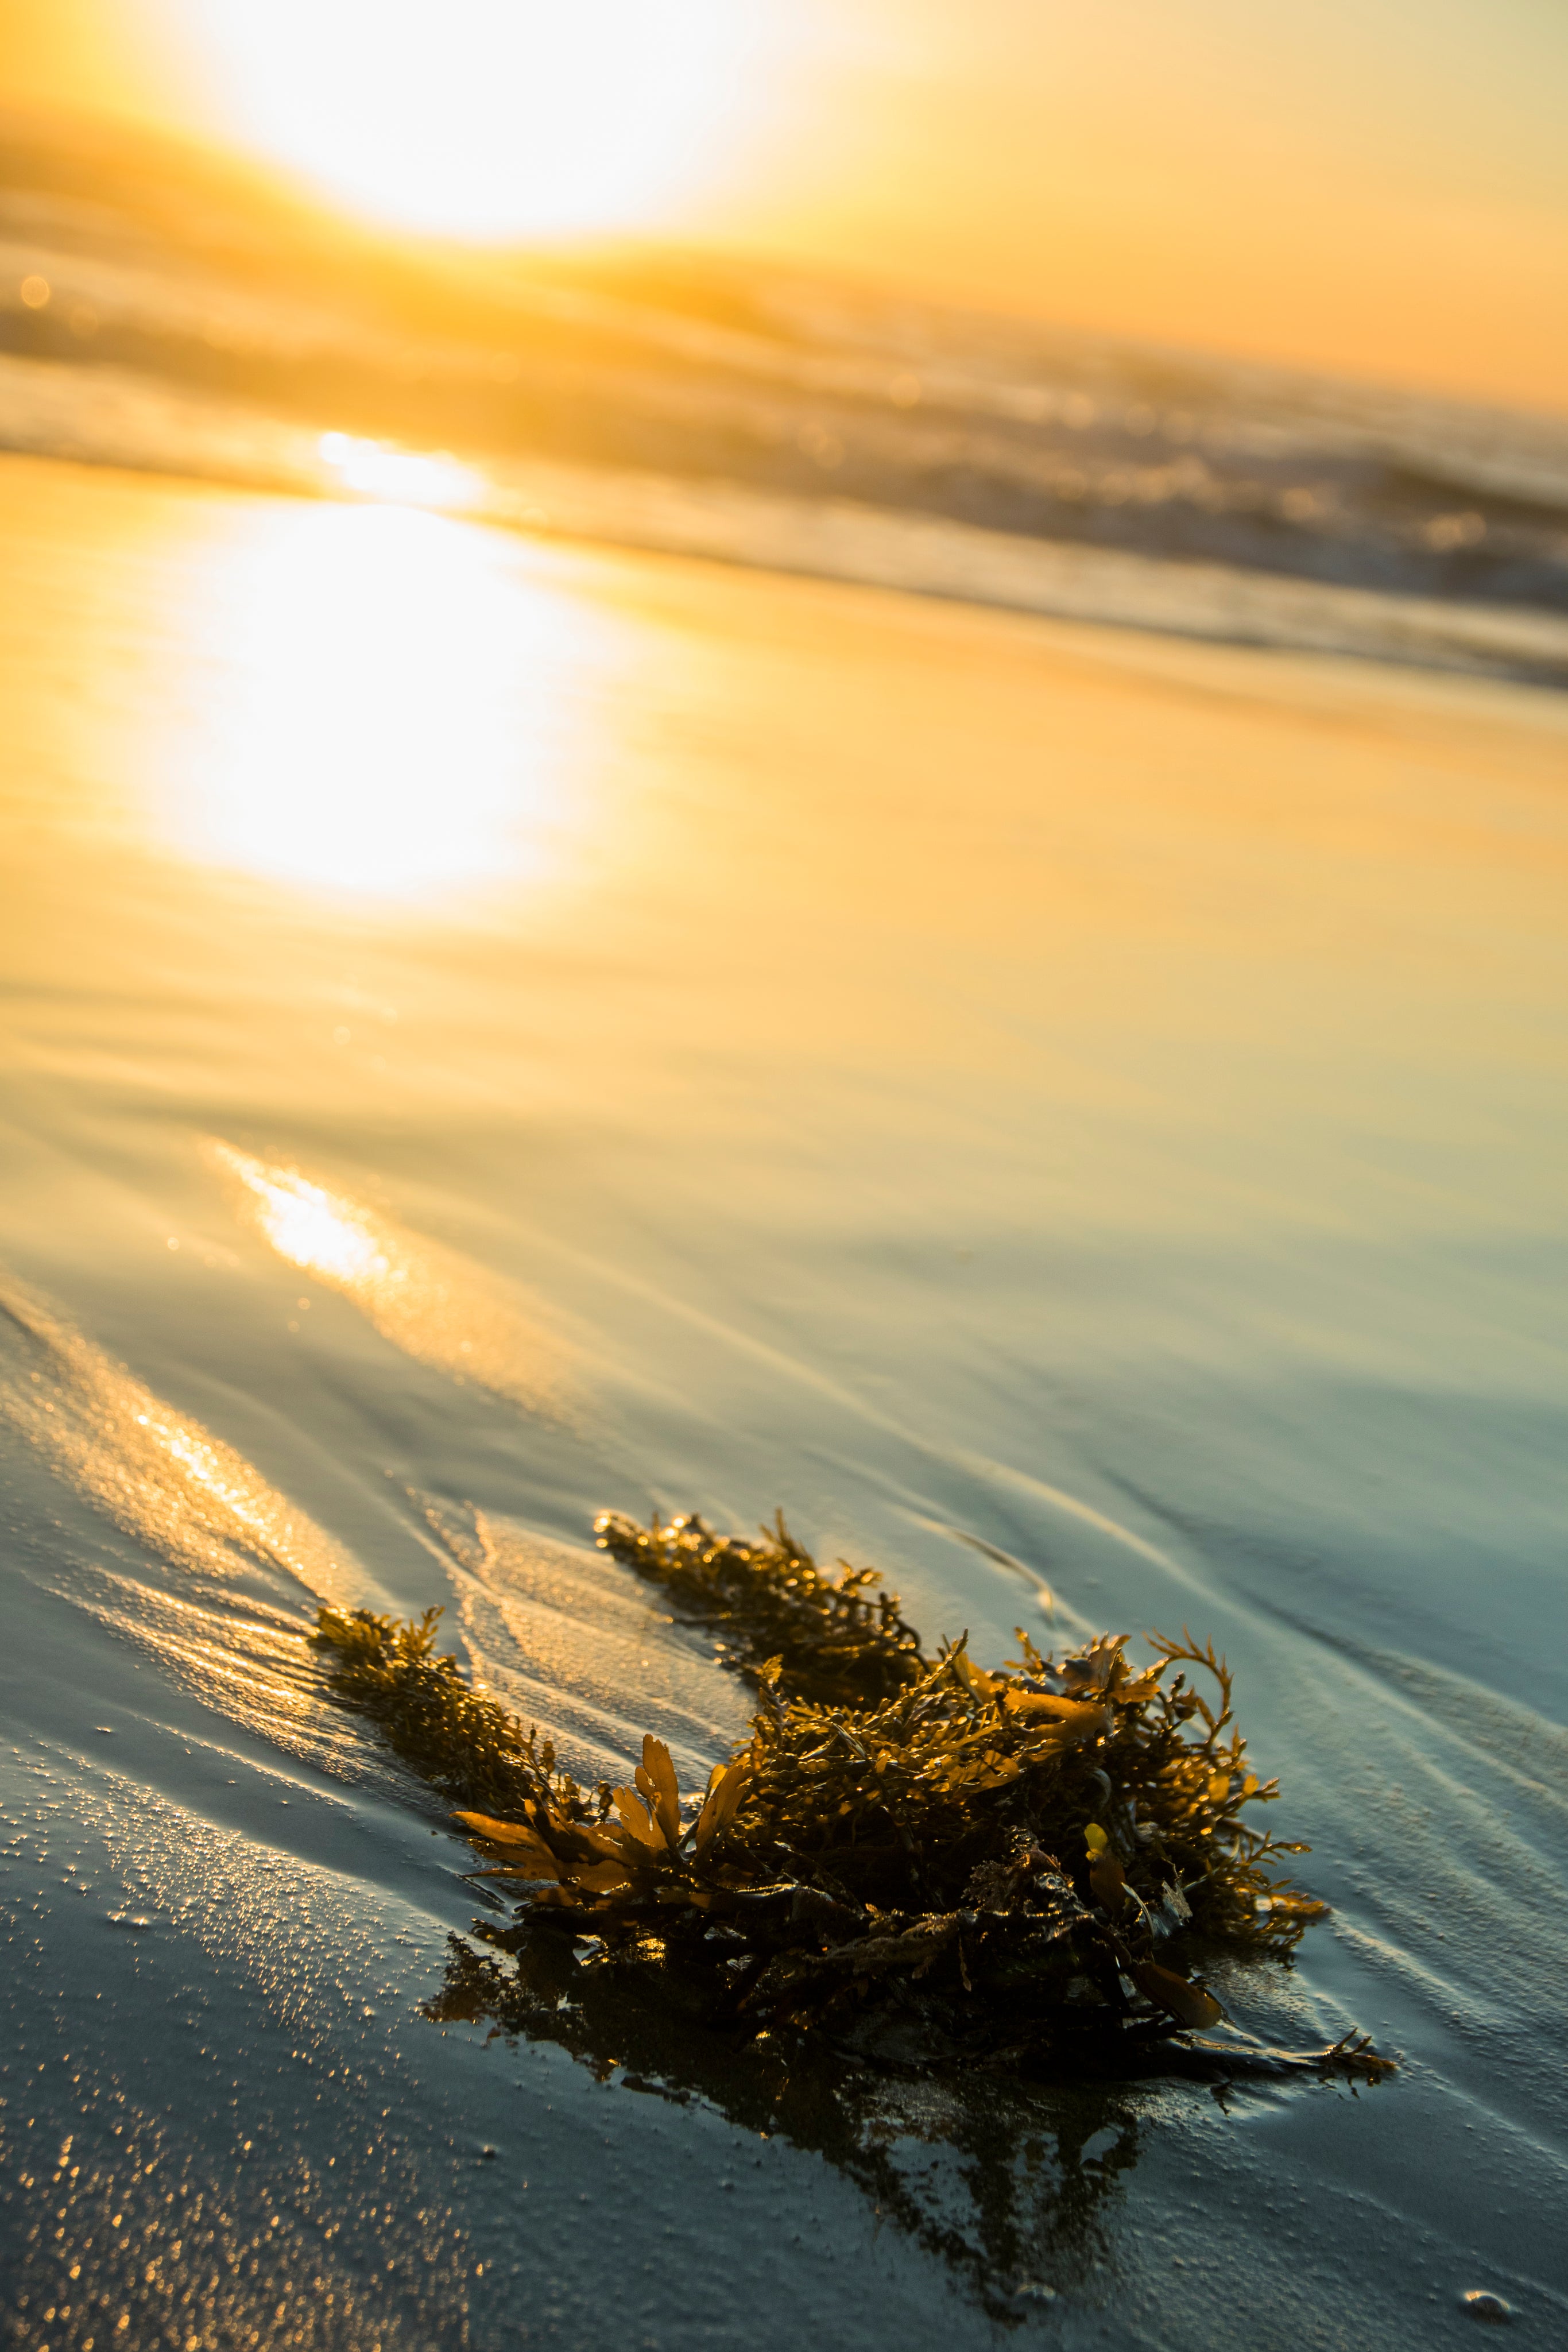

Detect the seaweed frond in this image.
[594,1510,926,1705]
[312,1602,584,1826]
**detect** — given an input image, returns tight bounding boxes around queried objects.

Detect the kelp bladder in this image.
[315,1509,1389,2084]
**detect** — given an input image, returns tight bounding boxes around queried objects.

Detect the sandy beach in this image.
[2,448,1565,2346]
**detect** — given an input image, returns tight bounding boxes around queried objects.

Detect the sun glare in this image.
[208,1144,575,1416]
[152,501,609,899]
[319,433,483,511]
[186,0,779,240]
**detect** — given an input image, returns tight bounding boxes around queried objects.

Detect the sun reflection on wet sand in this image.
[0,1271,404,1767]
[210,1142,578,1419]
[0,1274,357,1604]
[153,499,610,900]
[318,432,485,512]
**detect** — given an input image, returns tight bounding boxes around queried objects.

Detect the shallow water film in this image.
[1,452,1565,2350]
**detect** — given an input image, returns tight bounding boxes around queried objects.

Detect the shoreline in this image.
[4,353,1567,690]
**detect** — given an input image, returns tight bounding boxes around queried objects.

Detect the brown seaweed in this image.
[314,1508,1390,2085]
[592,1508,926,1705]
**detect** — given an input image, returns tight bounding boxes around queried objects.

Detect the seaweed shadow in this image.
[429,1918,1145,2324]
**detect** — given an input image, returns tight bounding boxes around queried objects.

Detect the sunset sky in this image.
[2,0,1563,413]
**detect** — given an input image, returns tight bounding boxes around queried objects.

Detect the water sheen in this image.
[1,452,1565,2350]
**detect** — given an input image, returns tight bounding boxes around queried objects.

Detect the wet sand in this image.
[1,451,1565,2347]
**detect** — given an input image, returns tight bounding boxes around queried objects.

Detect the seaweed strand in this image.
[594,1510,926,1705]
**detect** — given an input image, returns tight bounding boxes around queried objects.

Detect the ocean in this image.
[3,107,1568,687]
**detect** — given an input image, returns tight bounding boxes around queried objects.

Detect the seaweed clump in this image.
[315,1510,1387,2082]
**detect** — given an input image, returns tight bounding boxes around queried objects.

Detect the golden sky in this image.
[3,0,1563,413]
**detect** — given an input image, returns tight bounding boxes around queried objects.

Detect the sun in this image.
[184,0,779,241]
